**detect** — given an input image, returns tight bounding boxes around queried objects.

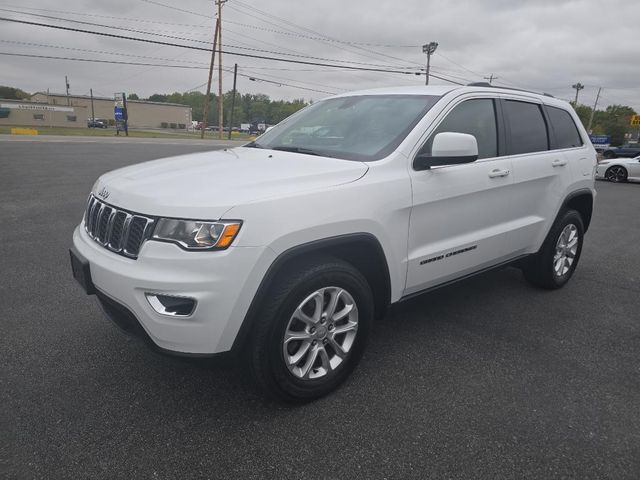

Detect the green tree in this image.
[573,103,637,145]
[147,93,168,102]
[0,85,30,100]
[127,93,140,100]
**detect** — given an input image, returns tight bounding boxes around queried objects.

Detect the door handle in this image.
[552,159,567,167]
[488,168,510,178]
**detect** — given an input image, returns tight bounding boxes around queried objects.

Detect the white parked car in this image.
[596,155,640,182]
[71,85,596,402]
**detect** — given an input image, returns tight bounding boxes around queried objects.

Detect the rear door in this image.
[500,97,575,254]
[405,96,515,295]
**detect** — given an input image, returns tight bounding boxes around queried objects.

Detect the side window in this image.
[420,99,498,159]
[504,100,549,155]
[547,106,583,149]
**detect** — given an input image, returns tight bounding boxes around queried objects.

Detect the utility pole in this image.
[572,82,585,105]
[587,87,601,134]
[484,74,498,84]
[65,75,70,105]
[90,88,95,121]
[122,93,129,136]
[422,42,438,85]
[228,63,238,140]
[200,16,220,139]
[217,0,227,140]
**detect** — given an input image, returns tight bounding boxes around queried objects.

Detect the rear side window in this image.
[421,98,498,159]
[504,100,549,155]
[547,106,583,149]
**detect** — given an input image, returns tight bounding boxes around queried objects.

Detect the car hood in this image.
[93,147,369,219]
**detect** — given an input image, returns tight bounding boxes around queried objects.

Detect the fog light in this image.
[146,294,196,317]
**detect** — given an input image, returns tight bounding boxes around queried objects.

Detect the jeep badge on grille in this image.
[98,187,110,200]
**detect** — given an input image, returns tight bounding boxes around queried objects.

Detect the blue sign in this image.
[114,106,124,121]
[589,135,610,145]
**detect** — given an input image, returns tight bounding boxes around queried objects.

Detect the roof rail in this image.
[465,82,554,98]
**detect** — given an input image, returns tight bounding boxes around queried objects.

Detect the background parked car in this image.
[596,155,640,182]
[87,119,108,129]
[601,143,640,159]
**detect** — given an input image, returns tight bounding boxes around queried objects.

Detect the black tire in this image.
[247,256,373,403]
[605,165,628,183]
[522,209,584,290]
[603,151,616,159]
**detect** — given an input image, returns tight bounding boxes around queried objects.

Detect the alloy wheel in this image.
[606,166,627,182]
[282,287,358,380]
[553,224,578,277]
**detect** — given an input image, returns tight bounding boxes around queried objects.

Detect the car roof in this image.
[330,85,568,107]
[331,85,459,98]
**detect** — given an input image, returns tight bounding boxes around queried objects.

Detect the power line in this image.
[0,17,426,77]
[227,2,419,69]
[222,19,420,48]
[2,3,420,50]
[1,4,212,27]
[434,51,485,79]
[239,67,347,92]
[0,51,209,69]
[0,39,210,65]
[138,0,204,18]
[0,9,425,70]
[0,52,338,95]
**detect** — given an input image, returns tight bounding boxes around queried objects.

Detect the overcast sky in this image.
[1,0,638,111]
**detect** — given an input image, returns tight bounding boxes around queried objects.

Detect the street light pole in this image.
[422,42,438,85]
[572,82,585,105]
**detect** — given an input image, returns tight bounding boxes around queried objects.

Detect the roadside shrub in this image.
[178,123,186,129]
[160,122,168,128]
[170,123,177,129]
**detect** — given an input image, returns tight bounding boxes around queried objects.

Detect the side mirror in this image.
[414,132,479,170]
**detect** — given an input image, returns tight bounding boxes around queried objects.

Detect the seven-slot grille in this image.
[84,195,155,258]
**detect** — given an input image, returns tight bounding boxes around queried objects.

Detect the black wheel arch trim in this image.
[231,232,392,353]
[559,188,594,232]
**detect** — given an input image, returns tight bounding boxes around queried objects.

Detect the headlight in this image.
[152,219,242,250]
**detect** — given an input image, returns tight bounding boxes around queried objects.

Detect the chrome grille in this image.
[84,196,155,258]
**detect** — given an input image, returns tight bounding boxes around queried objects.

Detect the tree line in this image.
[572,103,637,146]
[130,90,639,145]
[129,90,308,127]
[1,85,637,144]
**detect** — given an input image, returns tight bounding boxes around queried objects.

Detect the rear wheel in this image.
[247,256,373,402]
[605,165,628,183]
[522,209,584,289]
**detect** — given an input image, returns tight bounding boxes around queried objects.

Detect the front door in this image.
[405,97,515,295]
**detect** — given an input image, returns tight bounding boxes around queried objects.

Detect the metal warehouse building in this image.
[30,93,192,129]
[0,99,88,128]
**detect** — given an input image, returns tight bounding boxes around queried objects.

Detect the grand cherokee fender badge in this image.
[420,245,477,265]
[97,187,110,200]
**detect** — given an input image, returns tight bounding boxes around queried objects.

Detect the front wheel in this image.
[605,165,628,183]
[247,256,373,403]
[522,209,584,289]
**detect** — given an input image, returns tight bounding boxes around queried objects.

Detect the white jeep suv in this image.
[70,85,596,402]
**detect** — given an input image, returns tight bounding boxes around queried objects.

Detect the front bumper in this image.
[595,163,613,179]
[72,224,275,354]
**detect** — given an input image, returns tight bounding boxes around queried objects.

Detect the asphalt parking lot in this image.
[2,138,639,479]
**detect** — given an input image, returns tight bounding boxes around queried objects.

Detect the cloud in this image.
[0,0,638,111]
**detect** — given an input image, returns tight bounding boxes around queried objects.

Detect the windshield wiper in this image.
[244,141,264,148]
[270,145,330,157]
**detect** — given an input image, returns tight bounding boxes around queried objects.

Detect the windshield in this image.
[248,94,441,161]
